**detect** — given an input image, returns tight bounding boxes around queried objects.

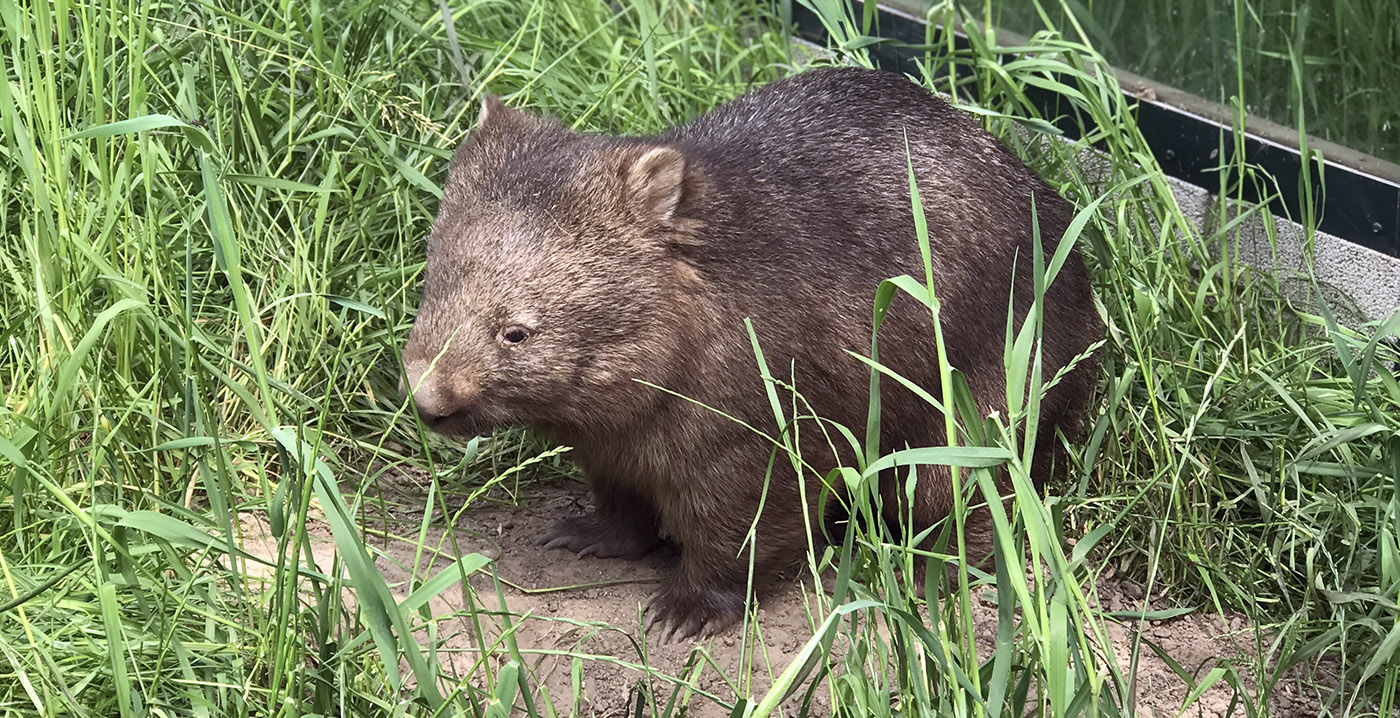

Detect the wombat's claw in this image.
[537,514,657,560]
[643,586,742,643]
[644,600,707,643]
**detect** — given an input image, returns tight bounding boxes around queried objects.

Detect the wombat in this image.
[401,67,1102,639]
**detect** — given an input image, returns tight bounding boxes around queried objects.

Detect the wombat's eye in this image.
[500,325,531,346]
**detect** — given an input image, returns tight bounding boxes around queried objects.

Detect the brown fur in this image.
[401,68,1103,639]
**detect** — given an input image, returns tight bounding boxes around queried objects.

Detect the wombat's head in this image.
[401,97,708,437]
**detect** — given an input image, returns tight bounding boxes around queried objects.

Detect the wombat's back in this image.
[657,67,1098,444]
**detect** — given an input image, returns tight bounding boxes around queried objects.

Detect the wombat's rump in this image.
[401,67,1102,639]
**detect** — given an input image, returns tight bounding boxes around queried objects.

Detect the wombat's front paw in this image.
[644,583,745,642]
[538,514,660,560]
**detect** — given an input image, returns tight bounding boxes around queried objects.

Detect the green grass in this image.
[991,0,1400,164]
[1,0,1398,716]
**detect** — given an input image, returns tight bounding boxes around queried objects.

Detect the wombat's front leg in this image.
[644,478,810,641]
[539,480,663,559]
[645,558,747,641]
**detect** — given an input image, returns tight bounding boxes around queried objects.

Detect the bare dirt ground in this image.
[237,479,1330,717]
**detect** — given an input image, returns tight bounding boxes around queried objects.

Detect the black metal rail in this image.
[788,1,1400,258]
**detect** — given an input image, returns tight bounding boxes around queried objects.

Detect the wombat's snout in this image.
[402,359,477,429]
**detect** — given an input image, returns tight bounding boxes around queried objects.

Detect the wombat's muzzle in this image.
[401,359,487,436]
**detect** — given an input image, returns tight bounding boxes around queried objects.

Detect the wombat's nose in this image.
[403,360,469,423]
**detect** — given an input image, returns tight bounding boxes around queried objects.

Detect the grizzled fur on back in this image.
[402,67,1103,639]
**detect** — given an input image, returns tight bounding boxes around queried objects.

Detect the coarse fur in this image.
[401,67,1103,639]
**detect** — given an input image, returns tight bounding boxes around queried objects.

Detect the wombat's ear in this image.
[625,147,686,223]
[477,95,508,128]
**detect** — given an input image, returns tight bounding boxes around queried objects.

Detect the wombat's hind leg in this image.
[538,482,662,560]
